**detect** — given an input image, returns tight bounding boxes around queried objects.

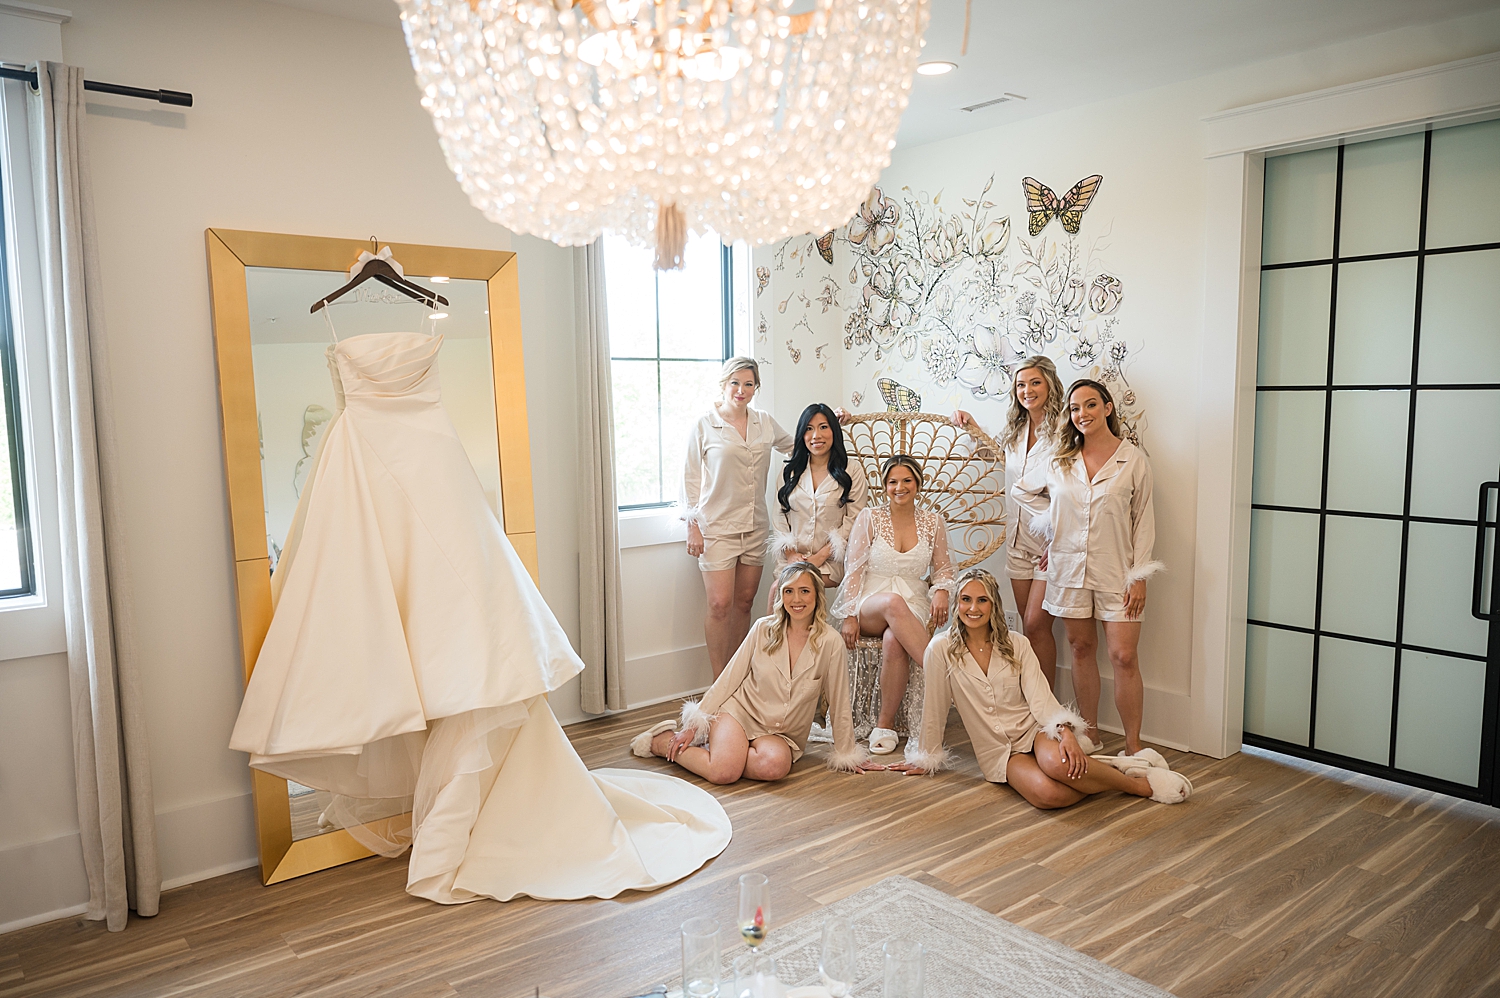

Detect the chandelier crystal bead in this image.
[398,0,929,267]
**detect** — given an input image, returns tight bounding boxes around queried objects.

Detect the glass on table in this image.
[818,916,857,997]
[732,953,782,998]
[681,916,723,998]
[881,938,924,998]
[737,873,770,949]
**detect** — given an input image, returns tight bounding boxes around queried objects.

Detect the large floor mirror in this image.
[205,229,535,884]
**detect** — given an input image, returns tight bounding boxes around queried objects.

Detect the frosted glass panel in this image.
[1419,249,1500,385]
[1408,390,1500,520]
[1263,148,1337,265]
[1427,118,1500,249]
[1394,650,1485,786]
[1325,390,1409,514]
[1339,133,1424,257]
[1251,392,1325,507]
[1314,637,1393,764]
[1243,625,1312,744]
[1332,258,1416,385]
[1248,509,1319,628]
[1321,515,1402,641]
[1401,521,1491,657]
[1257,266,1331,386]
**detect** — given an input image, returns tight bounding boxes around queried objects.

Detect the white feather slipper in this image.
[630,719,678,758]
[1143,768,1193,804]
[868,727,900,755]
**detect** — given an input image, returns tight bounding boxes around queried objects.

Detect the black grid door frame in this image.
[1244,126,1500,805]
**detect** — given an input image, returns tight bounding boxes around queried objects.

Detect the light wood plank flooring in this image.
[4,702,1498,998]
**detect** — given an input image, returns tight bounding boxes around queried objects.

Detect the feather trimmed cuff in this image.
[679,700,714,746]
[825,744,870,773]
[1124,560,1166,586]
[769,530,798,564]
[826,529,847,564]
[1041,706,1090,742]
[681,505,704,529]
[1026,508,1054,541]
[902,742,954,774]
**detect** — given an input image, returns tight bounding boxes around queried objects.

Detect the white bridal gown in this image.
[229,331,731,903]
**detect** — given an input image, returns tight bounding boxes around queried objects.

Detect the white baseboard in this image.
[1053,667,1193,752]
[153,791,257,889]
[0,901,89,936]
[0,831,89,935]
[623,645,714,709]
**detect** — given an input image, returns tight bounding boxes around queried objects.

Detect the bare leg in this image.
[730,561,764,657]
[701,569,739,677]
[742,736,794,782]
[651,714,750,785]
[1103,621,1145,754]
[1011,578,1057,687]
[1005,735,1150,809]
[1062,616,1101,743]
[858,593,930,729]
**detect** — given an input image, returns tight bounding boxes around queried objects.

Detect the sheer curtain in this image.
[28,62,159,931]
[573,242,626,712]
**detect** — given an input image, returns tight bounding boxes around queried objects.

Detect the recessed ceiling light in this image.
[916,61,956,76]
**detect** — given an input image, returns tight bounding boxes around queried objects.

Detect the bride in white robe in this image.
[229,329,730,903]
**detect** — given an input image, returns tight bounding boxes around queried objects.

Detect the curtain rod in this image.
[0,65,192,107]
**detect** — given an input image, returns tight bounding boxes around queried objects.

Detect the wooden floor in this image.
[4,702,1499,998]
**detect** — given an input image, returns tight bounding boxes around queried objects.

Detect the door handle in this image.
[1475,481,1498,621]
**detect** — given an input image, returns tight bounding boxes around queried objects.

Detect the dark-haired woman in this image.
[771,404,868,590]
[831,456,954,755]
[1013,380,1162,761]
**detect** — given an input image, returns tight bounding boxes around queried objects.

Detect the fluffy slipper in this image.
[630,719,678,758]
[1124,747,1169,770]
[1143,768,1193,804]
[868,727,900,755]
[1076,733,1102,754]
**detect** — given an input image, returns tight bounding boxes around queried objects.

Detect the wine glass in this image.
[681,916,722,998]
[818,916,857,997]
[737,873,770,949]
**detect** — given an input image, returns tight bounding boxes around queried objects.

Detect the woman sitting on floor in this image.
[631,563,876,783]
[889,568,1192,807]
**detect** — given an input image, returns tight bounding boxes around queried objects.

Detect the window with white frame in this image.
[0,116,32,597]
[605,231,750,509]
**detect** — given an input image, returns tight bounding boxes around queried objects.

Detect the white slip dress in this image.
[229,330,730,903]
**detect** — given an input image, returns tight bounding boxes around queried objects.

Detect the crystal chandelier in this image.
[398,0,929,267]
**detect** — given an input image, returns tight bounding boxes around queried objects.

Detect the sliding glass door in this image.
[1244,119,1500,805]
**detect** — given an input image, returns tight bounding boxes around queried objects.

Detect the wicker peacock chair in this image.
[835,411,1008,739]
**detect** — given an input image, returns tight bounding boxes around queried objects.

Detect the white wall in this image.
[0,0,584,931]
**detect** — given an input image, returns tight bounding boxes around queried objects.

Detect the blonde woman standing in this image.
[891,569,1190,807]
[682,358,795,678]
[831,455,954,755]
[631,563,874,782]
[771,403,869,589]
[1012,379,1163,760]
[952,355,1067,686]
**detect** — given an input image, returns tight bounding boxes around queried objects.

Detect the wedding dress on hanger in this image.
[229,327,731,903]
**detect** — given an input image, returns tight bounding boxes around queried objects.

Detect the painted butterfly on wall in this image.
[877,377,922,413]
[1021,174,1103,236]
[815,231,836,265]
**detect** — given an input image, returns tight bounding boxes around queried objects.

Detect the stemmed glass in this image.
[737,873,770,949]
[819,917,857,997]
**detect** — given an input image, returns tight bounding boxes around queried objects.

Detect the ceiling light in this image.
[430,275,450,284]
[917,61,956,76]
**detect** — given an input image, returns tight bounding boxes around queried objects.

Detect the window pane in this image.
[1314,636,1393,765]
[1251,390,1324,508]
[611,359,662,505]
[657,231,724,360]
[1394,650,1485,787]
[1256,266,1330,387]
[1402,521,1490,658]
[1244,624,1312,745]
[1321,514,1402,642]
[1332,257,1415,386]
[1408,389,1500,521]
[603,235,658,359]
[0,392,18,592]
[1426,117,1500,249]
[659,360,724,508]
[1339,132,1424,258]
[1262,147,1337,266]
[1418,248,1500,385]
[1248,508,1320,629]
[1325,389,1408,515]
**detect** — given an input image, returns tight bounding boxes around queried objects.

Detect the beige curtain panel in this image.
[28,62,160,931]
[573,242,626,712]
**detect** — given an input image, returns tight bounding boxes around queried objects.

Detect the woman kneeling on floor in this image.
[631,562,878,783]
[889,568,1192,807]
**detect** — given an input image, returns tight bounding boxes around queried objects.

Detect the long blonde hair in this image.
[944,568,1017,672]
[1054,378,1126,471]
[1000,355,1066,452]
[764,562,833,653]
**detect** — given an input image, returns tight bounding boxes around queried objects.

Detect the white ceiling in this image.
[267,0,1498,147]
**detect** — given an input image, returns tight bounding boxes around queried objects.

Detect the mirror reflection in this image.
[244,265,501,839]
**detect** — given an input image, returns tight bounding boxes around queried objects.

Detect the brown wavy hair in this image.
[1054,378,1126,470]
[1000,355,1066,453]
[879,454,924,491]
[944,568,1017,672]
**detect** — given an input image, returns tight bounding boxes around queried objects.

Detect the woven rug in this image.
[669,875,1174,998]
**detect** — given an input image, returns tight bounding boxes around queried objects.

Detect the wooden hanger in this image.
[310,241,450,314]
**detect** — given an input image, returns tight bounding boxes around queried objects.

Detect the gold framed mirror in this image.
[205,229,535,884]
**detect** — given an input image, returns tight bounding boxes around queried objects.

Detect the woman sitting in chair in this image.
[889,568,1191,807]
[830,455,954,756]
[631,563,874,783]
